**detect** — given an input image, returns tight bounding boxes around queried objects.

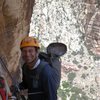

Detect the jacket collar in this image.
[31,59,40,70]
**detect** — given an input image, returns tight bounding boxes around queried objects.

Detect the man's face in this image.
[21,46,38,64]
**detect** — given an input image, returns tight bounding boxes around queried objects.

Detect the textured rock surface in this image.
[30,0,100,99]
[0,0,35,82]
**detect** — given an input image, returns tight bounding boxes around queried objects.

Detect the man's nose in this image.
[25,51,30,56]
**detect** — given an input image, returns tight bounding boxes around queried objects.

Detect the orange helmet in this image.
[20,36,40,49]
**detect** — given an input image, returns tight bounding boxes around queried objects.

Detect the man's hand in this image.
[19,89,28,96]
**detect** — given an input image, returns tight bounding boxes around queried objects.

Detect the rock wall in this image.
[30,0,100,99]
[0,0,35,82]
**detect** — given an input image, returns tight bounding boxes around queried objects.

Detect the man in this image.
[19,36,58,100]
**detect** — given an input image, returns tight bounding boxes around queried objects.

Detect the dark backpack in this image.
[39,42,67,89]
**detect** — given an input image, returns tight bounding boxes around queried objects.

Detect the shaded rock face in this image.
[0,0,35,81]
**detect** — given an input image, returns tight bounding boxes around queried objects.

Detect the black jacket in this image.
[19,61,58,100]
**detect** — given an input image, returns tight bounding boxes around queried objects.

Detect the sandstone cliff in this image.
[30,0,100,99]
[0,0,35,82]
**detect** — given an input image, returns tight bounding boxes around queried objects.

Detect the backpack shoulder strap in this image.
[35,61,47,80]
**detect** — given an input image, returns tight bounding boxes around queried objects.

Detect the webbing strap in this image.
[28,91,44,95]
[35,62,46,80]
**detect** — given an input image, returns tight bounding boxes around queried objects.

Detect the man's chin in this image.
[26,61,32,64]
[25,60,34,65]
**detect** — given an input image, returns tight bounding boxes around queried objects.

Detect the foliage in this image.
[68,72,76,82]
[58,81,91,100]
